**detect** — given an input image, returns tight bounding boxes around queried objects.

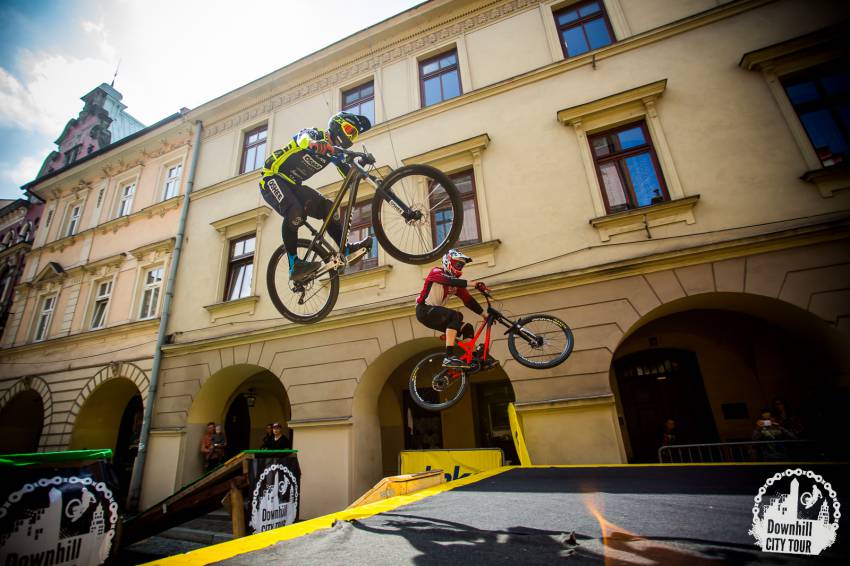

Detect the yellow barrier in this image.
[399,448,503,481]
[508,402,532,466]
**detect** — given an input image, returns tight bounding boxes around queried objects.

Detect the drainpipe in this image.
[127,119,203,511]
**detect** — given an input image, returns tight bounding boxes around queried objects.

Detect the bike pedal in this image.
[345,248,368,265]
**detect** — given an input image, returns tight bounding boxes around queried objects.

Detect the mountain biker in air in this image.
[417,249,491,369]
[259,111,373,282]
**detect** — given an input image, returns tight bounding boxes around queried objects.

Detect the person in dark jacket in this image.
[262,422,292,450]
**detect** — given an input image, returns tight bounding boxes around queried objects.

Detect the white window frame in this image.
[33,294,57,342]
[117,182,136,218]
[162,162,183,200]
[89,279,113,329]
[64,203,82,237]
[138,265,164,320]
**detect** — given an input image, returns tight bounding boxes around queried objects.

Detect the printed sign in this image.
[246,455,301,534]
[0,458,120,566]
[399,449,503,482]
[749,468,840,556]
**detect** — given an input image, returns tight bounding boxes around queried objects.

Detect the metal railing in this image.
[658,440,827,463]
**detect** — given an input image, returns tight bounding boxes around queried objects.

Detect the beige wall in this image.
[3,0,850,518]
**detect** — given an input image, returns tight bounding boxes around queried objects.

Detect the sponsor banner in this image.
[749,467,840,556]
[0,450,121,566]
[399,449,503,482]
[246,454,301,535]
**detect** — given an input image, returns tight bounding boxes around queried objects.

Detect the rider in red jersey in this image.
[416,249,485,369]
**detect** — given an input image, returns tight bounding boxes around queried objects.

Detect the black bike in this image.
[409,283,574,411]
[267,146,464,323]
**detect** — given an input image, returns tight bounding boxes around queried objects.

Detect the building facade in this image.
[2,0,849,518]
[0,88,193,499]
[0,198,42,339]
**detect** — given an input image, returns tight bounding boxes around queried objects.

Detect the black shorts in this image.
[416,303,463,332]
[260,176,325,231]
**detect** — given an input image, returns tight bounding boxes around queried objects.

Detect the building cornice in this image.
[0,318,159,358]
[162,216,850,356]
[194,0,772,142]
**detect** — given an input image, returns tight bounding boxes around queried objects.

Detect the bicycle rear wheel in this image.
[507,315,574,369]
[409,352,468,411]
[372,164,463,264]
[266,239,339,324]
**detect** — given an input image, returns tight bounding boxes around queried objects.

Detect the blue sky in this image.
[0,0,423,199]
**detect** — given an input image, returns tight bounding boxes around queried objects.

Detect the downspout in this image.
[128,119,203,511]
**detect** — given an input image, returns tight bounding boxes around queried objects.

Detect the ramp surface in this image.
[163,464,850,565]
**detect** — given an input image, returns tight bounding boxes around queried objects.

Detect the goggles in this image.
[450,259,466,270]
[341,121,357,137]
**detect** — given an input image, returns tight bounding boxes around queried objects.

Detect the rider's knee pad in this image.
[445,311,463,331]
[460,322,474,340]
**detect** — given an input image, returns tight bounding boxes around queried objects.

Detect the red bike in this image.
[409,283,574,411]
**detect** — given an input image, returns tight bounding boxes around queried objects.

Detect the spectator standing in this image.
[262,422,292,450]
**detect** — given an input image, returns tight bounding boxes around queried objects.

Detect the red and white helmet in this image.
[442,248,472,277]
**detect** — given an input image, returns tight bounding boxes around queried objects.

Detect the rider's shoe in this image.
[343,236,373,266]
[289,258,321,283]
[481,355,500,370]
[442,356,471,369]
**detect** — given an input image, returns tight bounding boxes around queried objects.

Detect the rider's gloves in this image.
[475,281,488,293]
[308,140,335,155]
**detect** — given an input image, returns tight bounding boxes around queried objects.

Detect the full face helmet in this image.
[327,112,371,148]
[442,248,472,277]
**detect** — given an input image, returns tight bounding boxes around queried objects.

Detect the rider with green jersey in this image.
[259,111,372,282]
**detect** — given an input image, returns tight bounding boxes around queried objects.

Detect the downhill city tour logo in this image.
[749,468,840,556]
[248,463,299,534]
[0,475,118,566]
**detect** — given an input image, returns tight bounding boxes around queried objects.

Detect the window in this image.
[139,266,163,319]
[224,234,255,301]
[429,170,481,246]
[90,280,112,329]
[117,183,135,217]
[64,144,81,166]
[240,126,267,174]
[65,204,82,237]
[163,164,182,200]
[342,82,375,126]
[419,50,462,108]
[554,0,614,59]
[589,122,668,213]
[342,202,378,272]
[34,295,56,342]
[781,62,850,167]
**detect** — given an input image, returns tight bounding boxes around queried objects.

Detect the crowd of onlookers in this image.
[199,421,292,473]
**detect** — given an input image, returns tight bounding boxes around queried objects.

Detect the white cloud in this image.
[0,50,114,137]
[0,151,49,192]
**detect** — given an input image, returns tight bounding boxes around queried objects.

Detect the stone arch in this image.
[0,375,52,451]
[66,362,150,428]
[610,291,850,463]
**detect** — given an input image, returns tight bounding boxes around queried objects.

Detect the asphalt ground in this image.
[211,464,849,565]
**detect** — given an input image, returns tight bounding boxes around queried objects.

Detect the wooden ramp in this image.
[122,450,295,546]
[347,470,445,509]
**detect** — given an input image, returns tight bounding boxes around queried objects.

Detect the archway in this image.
[353,337,517,494]
[611,293,850,463]
[0,390,44,454]
[184,364,290,485]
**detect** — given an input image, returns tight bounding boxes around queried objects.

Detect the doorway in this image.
[473,381,518,464]
[225,394,251,459]
[614,349,717,462]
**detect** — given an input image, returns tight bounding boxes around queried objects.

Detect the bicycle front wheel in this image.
[372,164,463,264]
[266,239,339,324]
[409,352,468,411]
[507,315,574,369]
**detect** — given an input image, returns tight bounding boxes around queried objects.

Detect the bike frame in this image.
[450,291,515,370]
[300,148,416,269]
